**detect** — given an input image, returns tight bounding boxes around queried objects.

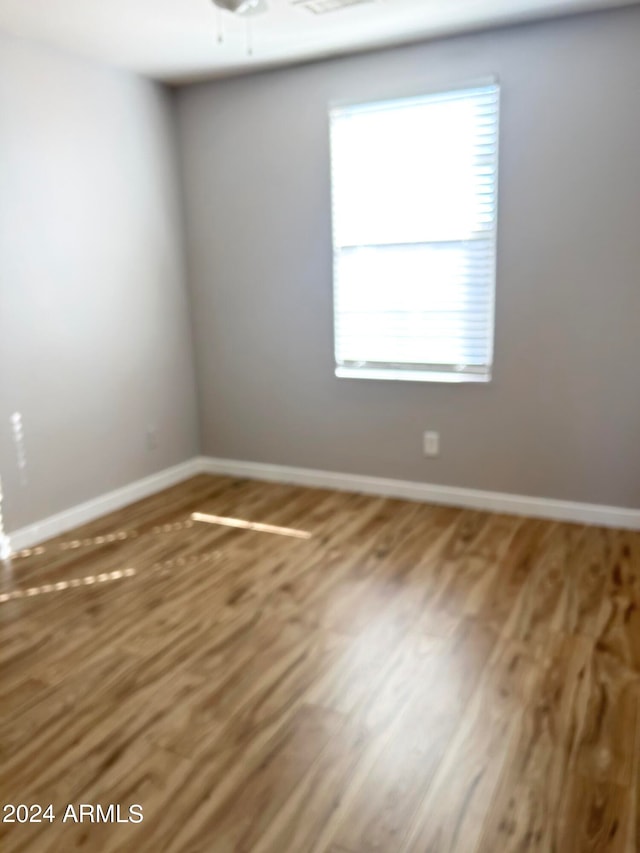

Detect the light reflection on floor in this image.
[0,568,137,602]
[1,501,307,604]
[5,507,311,563]
[8,519,197,561]
[0,551,224,606]
[191,511,312,539]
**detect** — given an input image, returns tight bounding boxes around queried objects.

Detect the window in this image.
[330,83,500,383]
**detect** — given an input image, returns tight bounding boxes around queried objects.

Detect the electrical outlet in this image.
[423,431,440,457]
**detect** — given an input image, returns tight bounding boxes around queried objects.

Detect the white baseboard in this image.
[200,456,640,531]
[6,454,639,553]
[6,458,203,553]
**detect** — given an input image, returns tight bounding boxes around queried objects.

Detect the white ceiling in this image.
[0,0,636,83]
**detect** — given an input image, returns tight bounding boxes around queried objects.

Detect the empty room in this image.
[1,0,639,850]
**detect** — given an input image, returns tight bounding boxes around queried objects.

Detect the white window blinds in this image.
[330,84,499,382]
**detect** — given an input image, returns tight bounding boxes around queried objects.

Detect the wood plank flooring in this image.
[1,474,638,852]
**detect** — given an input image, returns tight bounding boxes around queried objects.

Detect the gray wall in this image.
[177,7,640,509]
[0,35,199,531]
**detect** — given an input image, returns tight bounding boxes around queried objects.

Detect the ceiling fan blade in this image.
[211,0,268,15]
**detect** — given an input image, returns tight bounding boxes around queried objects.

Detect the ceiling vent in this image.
[292,0,374,14]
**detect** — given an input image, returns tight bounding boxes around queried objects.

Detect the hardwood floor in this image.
[1,474,638,852]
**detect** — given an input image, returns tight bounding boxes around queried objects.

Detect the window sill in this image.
[335,367,491,384]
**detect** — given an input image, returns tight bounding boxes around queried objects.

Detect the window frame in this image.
[329,80,500,384]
